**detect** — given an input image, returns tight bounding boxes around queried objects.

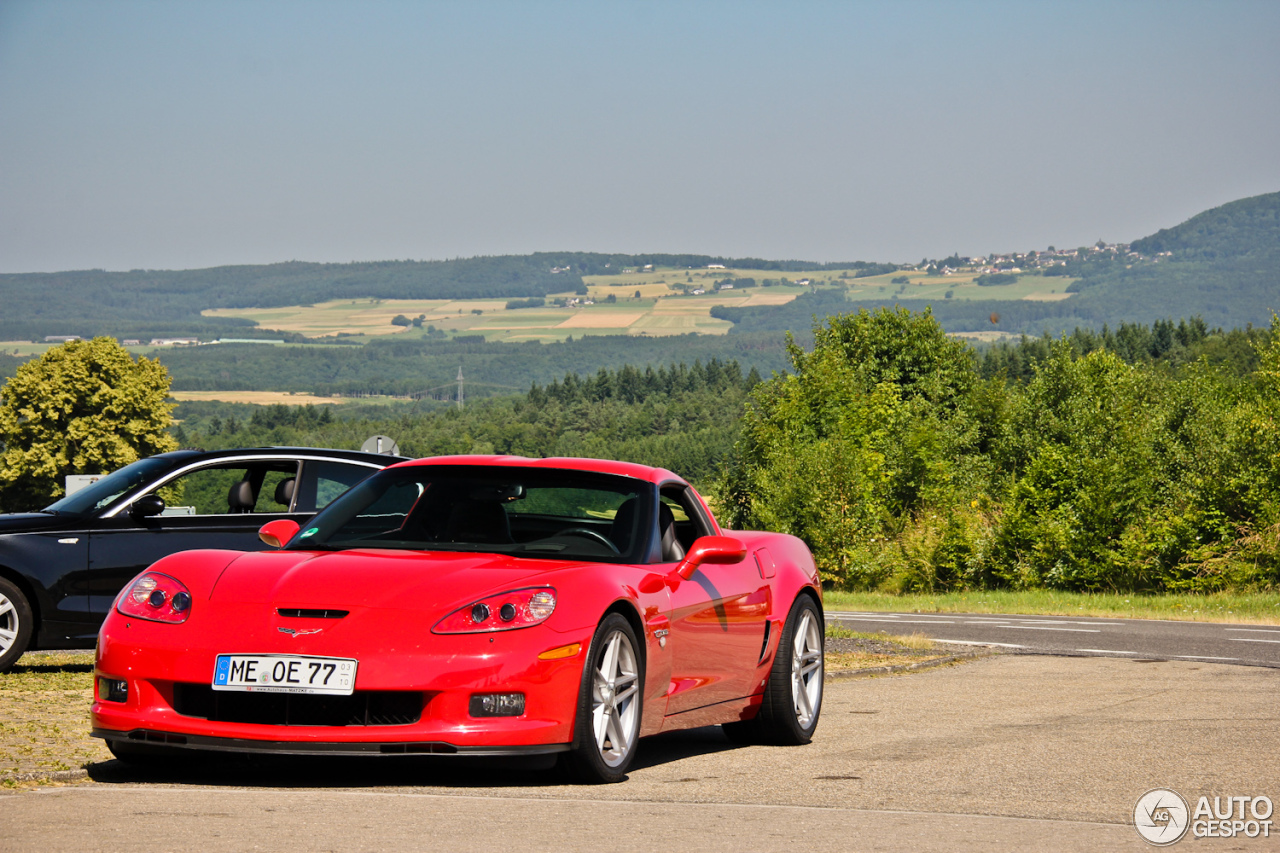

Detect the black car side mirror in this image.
[131,494,166,518]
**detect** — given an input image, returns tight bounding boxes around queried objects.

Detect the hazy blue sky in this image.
[2,0,1278,272]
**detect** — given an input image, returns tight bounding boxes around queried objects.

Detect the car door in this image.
[660,488,771,715]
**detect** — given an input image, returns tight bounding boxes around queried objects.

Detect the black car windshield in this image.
[43,457,177,516]
[289,466,653,563]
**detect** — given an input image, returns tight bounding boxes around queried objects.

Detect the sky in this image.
[1,0,1278,273]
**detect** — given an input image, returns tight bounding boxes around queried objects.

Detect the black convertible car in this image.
[0,447,405,671]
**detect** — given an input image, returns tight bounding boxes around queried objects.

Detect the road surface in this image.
[827,610,1280,667]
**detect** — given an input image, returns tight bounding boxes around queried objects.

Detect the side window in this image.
[148,462,298,516]
[255,468,300,513]
[150,465,250,516]
[660,486,712,553]
[295,461,379,514]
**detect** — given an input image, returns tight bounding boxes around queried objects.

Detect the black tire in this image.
[723,594,823,746]
[105,738,184,768]
[0,577,34,674]
[561,613,644,784]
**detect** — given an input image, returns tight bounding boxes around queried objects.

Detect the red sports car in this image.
[91,456,823,783]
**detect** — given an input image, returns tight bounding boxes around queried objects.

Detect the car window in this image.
[660,486,713,553]
[255,469,300,513]
[508,487,633,519]
[43,456,176,515]
[294,466,652,563]
[147,462,297,516]
[294,460,380,514]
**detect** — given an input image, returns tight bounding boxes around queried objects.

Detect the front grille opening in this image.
[277,608,349,619]
[173,684,423,727]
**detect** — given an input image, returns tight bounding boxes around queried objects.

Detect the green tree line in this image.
[174,360,759,488]
[717,308,1280,593]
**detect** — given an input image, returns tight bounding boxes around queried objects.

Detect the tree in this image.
[717,308,983,585]
[0,337,177,510]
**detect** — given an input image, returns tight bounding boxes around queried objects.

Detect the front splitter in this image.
[91,728,571,757]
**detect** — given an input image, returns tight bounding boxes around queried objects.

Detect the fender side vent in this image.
[758,620,772,663]
[277,608,349,619]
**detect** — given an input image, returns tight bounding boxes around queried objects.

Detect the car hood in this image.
[0,512,74,534]
[211,548,564,615]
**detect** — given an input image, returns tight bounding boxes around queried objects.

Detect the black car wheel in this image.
[0,577,34,673]
[723,594,823,745]
[562,613,644,784]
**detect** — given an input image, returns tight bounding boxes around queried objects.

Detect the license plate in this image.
[212,654,357,695]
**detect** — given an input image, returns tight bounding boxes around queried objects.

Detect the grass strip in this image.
[823,589,1280,625]
[0,652,109,788]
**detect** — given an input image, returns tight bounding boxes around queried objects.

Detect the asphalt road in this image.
[828,610,1280,667]
[4,655,1279,852]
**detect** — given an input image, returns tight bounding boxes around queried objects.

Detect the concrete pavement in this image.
[3,655,1277,851]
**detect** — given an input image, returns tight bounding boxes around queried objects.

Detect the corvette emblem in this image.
[278,627,323,637]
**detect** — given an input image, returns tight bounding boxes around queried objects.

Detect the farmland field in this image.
[843,269,1079,303]
[202,268,819,343]
[168,390,354,406]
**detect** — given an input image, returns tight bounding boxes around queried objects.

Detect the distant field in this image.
[845,270,1078,303]
[203,269,814,343]
[10,266,1077,353]
[168,390,353,406]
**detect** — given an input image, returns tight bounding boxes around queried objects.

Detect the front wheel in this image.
[561,614,644,783]
[723,594,823,745]
[0,578,34,674]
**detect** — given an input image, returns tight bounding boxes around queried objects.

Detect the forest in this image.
[174,360,757,489]
[719,309,1279,594]
[151,331,793,398]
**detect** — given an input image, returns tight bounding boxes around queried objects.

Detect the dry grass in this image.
[0,652,109,786]
[169,390,351,406]
[822,626,953,673]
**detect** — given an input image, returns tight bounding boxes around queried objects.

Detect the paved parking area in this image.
[4,655,1278,851]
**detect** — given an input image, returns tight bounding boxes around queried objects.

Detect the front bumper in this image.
[91,728,570,757]
[92,615,591,751]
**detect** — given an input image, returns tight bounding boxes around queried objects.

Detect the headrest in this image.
[228,480,256,511]
[275,477,295,507]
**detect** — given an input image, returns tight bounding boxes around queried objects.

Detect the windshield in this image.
[43,457,177,516]
[289,466,653,563]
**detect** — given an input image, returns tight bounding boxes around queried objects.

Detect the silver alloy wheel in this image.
[591,628,640,768]
[791,608,823,729]
[0,592,17,656]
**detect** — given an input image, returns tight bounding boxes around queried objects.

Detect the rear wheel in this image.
[562,614,643,784]
[723,594,823,745]
[0,578,34,674]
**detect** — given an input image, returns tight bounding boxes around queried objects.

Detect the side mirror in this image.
[674,535,747,580]
[259,519,301,548]
[131,493,166,519]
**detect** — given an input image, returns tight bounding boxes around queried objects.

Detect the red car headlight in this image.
[433,587,556,634]
[116,572,192,624]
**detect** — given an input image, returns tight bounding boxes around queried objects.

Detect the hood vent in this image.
[277,608,349,619]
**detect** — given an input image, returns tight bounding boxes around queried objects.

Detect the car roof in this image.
[390,455,687,486]
[152,447,409,465]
